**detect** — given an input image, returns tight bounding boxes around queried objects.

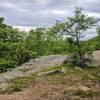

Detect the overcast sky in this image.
[0,0,100,39]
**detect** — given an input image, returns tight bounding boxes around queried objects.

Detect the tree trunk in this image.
[76,35,83,60]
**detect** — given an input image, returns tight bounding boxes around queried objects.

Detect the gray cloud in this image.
[0,0,80,27]
[0,0,100,38]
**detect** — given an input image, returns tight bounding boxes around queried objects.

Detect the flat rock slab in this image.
[0,55,69,88]
[18,55,69,71]
[92,50,100,66]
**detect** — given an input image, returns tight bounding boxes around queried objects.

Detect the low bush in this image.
[0,58,17,72]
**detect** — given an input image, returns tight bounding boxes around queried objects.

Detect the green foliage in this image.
[17,47,37,65]
[88,35,100,50]
[25,27,69,56]
[0,16,69,72]
[0,17,31,72]
[0,58,16,72]
[25,28,45,56]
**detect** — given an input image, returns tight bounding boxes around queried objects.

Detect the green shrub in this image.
[17,49,37,65]
[0,58,16,72]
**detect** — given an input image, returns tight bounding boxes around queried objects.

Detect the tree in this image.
[0,17,27,72]
[56,7,99,62]
[43,26,68,55]
[25,28,45,56]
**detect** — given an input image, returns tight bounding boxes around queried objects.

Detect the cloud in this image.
[0,0,100,39]
[86,12,100,18]
[39,9,69,16]
[0,0,78,27]
[81,28,97,40]
[13,26,36,31]
[36,0,50,5]
[50,10,68,15]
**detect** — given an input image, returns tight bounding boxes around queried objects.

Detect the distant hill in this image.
[88,36,100,50]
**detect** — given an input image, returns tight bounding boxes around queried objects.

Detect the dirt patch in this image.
[0,72,100,100]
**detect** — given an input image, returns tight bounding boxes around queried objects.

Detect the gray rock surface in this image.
[0,55,69,88]
[92,50,100,66]
[18,55,69,71]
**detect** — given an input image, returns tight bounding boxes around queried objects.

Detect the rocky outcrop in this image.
[92,50,100,66]
[0,51,99,89]
[18,55,69,72]
[0,55,69,89]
